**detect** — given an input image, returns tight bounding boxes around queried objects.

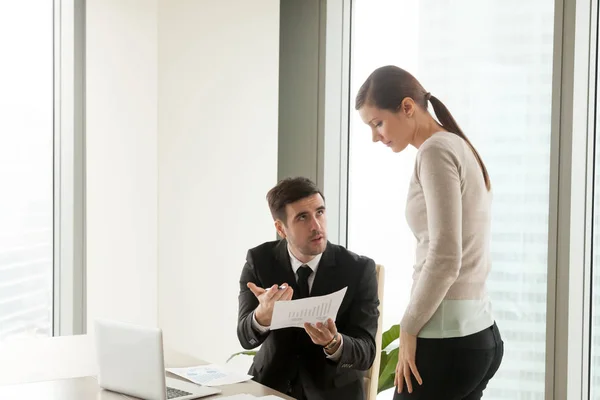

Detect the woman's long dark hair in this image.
[355,65,491,191]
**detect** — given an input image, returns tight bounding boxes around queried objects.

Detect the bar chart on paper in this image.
[288,299,332,320]
[270,287,347,330]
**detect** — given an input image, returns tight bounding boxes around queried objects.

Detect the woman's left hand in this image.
[395,328,423,393]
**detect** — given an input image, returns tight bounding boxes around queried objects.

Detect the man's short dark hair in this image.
[266,177,324,224]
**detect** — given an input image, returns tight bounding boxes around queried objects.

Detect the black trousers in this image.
[393,322,504,400]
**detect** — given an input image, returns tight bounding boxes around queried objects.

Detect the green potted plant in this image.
[227,324,401,394]
[377,324,400,393]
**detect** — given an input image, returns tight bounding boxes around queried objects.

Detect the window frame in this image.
[52,0,86,337]
[550,0,597,398]
[319,0,352,247]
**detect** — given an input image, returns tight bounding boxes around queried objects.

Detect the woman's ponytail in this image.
[428,95,491,191]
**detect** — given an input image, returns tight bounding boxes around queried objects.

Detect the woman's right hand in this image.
[395,328,423,393]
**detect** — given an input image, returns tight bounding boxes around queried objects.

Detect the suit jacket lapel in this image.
[310,242,337,297]
[273,239,298,293]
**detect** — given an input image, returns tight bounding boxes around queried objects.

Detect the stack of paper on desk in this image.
[270,287,347,330]
[166,364,252,386]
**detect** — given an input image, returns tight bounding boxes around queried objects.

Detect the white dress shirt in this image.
[251,245,343,361]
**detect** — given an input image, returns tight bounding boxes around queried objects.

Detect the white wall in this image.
[157,0,280,365]
[86,0,159,331]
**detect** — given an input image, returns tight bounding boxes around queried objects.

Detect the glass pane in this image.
[591,24,600,397]
[0,2,54,340]
[347,1,554,398]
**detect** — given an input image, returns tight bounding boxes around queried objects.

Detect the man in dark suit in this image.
[237,177,380,400]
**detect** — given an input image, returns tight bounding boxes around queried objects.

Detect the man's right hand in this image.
[247,282,294,326]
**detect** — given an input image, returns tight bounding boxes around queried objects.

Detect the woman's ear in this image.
[401,97,416,117]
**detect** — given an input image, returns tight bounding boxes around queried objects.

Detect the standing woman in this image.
[355,65,503,400]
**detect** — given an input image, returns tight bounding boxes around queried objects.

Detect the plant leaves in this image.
[226,350,257,363]
[378,347,398,393]
[379,349,389,377]
[378,373,396,393]
[381,324,400,350]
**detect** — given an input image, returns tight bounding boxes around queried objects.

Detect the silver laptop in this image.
[94,319,221,400]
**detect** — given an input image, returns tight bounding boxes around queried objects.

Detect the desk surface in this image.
[0,348,293,400]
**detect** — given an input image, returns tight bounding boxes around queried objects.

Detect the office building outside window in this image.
[0,2,55,341]
[590,23,600,398]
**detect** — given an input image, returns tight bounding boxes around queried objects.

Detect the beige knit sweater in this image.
[401,131,494,338]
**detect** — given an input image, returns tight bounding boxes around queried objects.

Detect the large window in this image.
[347,0,554,398]
[0,2,55,340]
[0,1,84,341]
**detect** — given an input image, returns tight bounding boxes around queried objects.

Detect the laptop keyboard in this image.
[167,386,192,399]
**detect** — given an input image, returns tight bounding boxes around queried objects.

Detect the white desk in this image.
[0,345,293,399]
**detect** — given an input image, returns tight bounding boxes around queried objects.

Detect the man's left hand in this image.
[304,318,340,352]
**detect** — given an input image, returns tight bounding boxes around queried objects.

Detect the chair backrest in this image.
[364,264,385,400]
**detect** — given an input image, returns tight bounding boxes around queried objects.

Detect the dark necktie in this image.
[297,265,313,298]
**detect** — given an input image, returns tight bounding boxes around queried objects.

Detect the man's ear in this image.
[274,220,286,239]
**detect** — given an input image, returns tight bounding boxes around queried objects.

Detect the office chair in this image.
[364,264,384,400]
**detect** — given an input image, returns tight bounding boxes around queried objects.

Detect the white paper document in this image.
[270,287,347,330]
[166,364,252,386]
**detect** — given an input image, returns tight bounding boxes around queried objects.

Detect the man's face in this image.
[275,193,327,263]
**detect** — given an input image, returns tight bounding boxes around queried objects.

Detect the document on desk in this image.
[270,287,347,330]
[166,364,252,386]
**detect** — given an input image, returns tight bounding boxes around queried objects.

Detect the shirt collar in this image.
[287,244,322,274]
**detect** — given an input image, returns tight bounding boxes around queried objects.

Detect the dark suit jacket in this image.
[237,240,380,400]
